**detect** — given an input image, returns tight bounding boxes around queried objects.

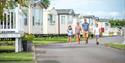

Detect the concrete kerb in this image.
[33,45,37,63]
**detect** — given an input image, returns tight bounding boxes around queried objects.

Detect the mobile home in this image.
[43,8,80,34]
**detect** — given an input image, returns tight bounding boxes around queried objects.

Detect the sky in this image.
[50,0,125,19]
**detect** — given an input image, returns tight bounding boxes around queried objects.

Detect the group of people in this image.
[67,18,102,45]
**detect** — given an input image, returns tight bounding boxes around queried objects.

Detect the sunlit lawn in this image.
[0,36,80,63]
[0,46,15,51]
[0,52,33,63]
[106,43,125,50]
[0,52,33,61]
[33,37,78,45]
[0,61,34,63]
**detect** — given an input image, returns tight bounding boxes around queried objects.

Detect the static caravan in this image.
[43,8,79,34]
[23,0,47,34]
[56,9,75,34]
[43,8,58,34]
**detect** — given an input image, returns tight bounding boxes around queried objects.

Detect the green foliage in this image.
[0,0,50,19]
[6,0,16,9]
[109,19,125,27]
[0,0,27,20]
[0,38,15,45]
[0,0,18,19]
[22,34,34,41]
[15,0,27,6]
[42,0,50,7]
[0,0,7,19]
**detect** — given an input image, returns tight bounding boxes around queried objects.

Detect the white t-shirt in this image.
[67,30,73,36]
[94,27,100,35]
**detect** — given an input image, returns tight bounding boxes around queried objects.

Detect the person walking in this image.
[100,25,104,37]
[82,18,89,44]
[94,23,101,45]
[67,25,73,43]
[75,22,82,44]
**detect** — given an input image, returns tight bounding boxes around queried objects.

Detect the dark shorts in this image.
[76,33,80,36]
[96,35,100,39]
[84,29,89,31]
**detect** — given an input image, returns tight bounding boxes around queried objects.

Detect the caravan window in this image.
[61,16,65,24]
[48,14,55,25]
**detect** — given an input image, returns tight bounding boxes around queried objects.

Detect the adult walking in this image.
[82,18,89,44]
[75,22,82,44]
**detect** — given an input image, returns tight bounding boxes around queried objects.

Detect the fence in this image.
[0,5,25,52]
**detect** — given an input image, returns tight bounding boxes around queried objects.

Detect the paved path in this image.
[35,36,125,63]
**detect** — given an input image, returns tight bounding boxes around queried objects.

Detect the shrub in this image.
[22,34,34,41]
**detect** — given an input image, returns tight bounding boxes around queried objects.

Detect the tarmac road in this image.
[35,36,125,63]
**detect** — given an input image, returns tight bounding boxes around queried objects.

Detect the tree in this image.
[0,0,7,19]
[0,0,50,18]
[15,0,27,6]
[109,19,125,27]
[0,0,28,20]
[0,0,50,34]
[42,0,50,8]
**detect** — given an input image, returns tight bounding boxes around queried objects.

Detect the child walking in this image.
[67,25,73,43]
[94,23,101,45]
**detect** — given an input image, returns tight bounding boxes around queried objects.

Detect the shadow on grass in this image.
[38,60,60,63]
[0,60,34,63]
[0,50,14,53]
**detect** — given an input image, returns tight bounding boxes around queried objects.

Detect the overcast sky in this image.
[50,0,125,19]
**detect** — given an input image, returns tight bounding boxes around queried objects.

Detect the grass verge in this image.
[0,61,34,63]
[0,52,33,61]
[0,46,15,51]
[33,37,76,45]
[33,41,66,45]
[106,43,125,50]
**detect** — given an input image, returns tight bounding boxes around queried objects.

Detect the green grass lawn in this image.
[0,37,79,46]
[0,46,15,51]
[0,41,14,45]
[0,46,33,63]
[107,43,125,50]
[0,36,79,63]
[0,52,33,61]
[33,37,77,45]
[0,61,34,63]
[33,41,66,45]
[33,37,69,41]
